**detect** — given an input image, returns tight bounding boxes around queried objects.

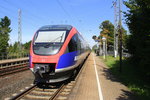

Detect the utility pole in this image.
[18,9,22,52]
[113,1,118,58]
[118,0,122,73]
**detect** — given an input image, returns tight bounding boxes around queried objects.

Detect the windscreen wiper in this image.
[60,32,64,42]
[44,33,64,48]
[50,33,64,43]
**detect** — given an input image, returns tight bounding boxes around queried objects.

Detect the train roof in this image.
[38,25,73,31]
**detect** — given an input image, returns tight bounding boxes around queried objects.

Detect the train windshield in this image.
[33,30,66,55]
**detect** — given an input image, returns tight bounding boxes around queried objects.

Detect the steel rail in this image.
[49,84,65,100]
[10,84,37,100]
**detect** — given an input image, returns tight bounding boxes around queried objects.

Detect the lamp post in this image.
[102,37,106,59]
[99,41,102,56]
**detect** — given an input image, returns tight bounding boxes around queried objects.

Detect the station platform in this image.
[68,53,137,100]
[0,57,29,64]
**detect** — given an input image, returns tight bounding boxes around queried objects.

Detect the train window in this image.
[33,30,67,55]
[77,34,81,51]
[34,31,66,43]
[77,33,85,53]
[68,34,78,52]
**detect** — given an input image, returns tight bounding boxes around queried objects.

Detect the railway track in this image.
[0,58,29,77]
[8,79,76,100]
[10,82,74,100]
[9,56,88,100]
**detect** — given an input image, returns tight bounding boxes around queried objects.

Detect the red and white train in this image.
[29,25,90,83]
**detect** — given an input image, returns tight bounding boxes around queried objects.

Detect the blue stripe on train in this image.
[56,51,78,69]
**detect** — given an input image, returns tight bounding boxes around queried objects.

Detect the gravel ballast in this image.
[0,70,34,100]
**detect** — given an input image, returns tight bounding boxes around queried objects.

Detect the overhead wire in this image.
[56,0,76,24]
[2,0,45,24]
[0,3,18,19]
[1,0,44,44]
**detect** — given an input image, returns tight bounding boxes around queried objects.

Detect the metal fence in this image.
[94,49,131,58]
[0,52,29,60]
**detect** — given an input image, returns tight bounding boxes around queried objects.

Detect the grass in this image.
[101,56,150,100]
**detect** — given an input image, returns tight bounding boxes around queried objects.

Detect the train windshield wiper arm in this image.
[44,33,65,47]
[49,32,64,43]
[60,32,64,42]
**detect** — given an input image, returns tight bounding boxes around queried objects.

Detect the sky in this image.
[0,0,128,48]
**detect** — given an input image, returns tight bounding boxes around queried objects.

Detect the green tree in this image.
[8,41,31,54]
[99,20,114,47]
[98,20,114,49]
[8,42,19,53]
[23,40,31,53]
[99,20,127,50]
[122,27,128,48]
[124,0,150,80]
[0,16,11,53]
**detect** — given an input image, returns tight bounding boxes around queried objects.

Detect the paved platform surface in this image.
[68,53,137,100]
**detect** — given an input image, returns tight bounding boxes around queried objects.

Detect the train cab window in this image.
[68,34,78,52]
[33,30,66,55]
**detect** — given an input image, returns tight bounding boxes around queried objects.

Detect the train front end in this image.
[29,25,77,83]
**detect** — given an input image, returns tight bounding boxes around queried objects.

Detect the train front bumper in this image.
[33,68,75,83]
